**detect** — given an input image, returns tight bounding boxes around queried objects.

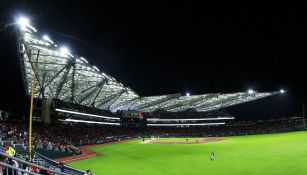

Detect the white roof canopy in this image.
[17,23,279,112]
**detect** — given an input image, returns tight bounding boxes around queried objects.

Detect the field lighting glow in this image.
[60,47,69,56]
[247,89,254,94]
[280,89,285,93]
[55,108,120,120]
[17,17,30,27]
[43,35,50,40]
[42,35,54,44]
[59,119,120,126]
[186,92,190,96]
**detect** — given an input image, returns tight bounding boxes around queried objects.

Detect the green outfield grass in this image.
[68,131,307,175]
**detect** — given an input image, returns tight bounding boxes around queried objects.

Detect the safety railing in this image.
[1,145,85,175]
[0,161,40,175]
[33,151,85,175]
[0,152,69,175]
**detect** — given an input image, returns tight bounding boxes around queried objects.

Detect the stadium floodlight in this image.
[17,16,30,27]
[43,35,50,41]
[280,89,285,93]
[42,35,54,44]
[80,57,88,63]
[55,108,120,120]
[247,89,254,94]
[93,66,100,72]
[60,47,69,56]
[59,119,121,126]
[186,92,190,96]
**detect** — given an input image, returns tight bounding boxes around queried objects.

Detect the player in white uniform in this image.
[210,151,215,160]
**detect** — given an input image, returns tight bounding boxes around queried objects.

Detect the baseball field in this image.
[68,131,307,175]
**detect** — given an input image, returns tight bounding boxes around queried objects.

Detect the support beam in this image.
[105,90,126,110]
[55,61,74,99]
[142,98,178,112]
[196,93,241,110]
[198,92,277,112]
[40,72,47,98]
[42,98,51,124]
[18,37,29,95]
[24,46,44,93]
[109,97,140,111]
[70,63,76,103]
[164,93,219,111]
[96,89,126,109]
[127,98,141,110]
[39,60,74,92]
[78,79,107,104]
[71,77,108,101]
[90,85,104,107]
[137,94,181,110]
[197,93,251,112]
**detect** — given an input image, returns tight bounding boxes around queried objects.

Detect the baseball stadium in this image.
[1,9,307,175]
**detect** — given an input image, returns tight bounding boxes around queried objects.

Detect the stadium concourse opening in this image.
[0,14,306,175]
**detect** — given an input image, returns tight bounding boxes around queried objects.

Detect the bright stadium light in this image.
[43,35,50,40]
[247,89,254,94]
[186,92,190,96]
[42,35,54,44]
[93,66,100,72]
[59,119,120,126]
[17,16,30,27]
[55,108,120,120]
[280,89,285,93]
[60,47,69,56]
[80,57,88,63]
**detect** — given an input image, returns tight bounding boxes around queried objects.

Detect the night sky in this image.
[0,1,305,120]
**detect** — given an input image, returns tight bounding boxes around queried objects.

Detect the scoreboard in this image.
[120,110,145,127]
[121,110,144,118]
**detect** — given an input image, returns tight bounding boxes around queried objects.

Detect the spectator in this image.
[85,169,92,175]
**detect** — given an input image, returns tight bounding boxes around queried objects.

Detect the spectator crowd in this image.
[1,117,304,150]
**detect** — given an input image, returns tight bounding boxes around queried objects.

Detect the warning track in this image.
[53,140,130,163]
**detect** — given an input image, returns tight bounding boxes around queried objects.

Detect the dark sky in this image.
[0,1,305,119]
